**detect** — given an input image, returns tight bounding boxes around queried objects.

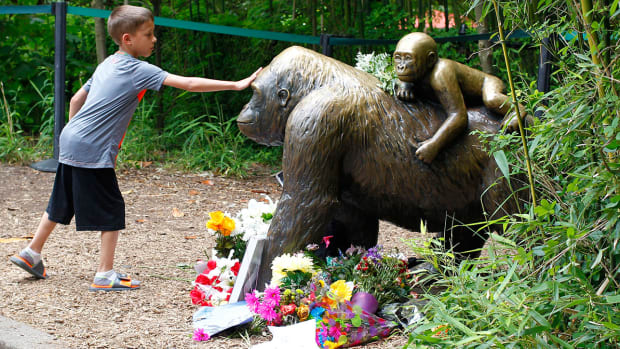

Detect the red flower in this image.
[207,260,217,270]
[231,262,241,275]
[195,274,212,285]
[190,287,205,305]
[280,304,297,316]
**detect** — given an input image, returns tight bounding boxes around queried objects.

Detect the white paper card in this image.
[251,320,319,349]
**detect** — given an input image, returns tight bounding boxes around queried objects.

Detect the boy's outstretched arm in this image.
[163,68,262,92]
[69,87,88,120]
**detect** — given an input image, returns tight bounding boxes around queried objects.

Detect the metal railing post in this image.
[31,1,66,172]
[535,36,552,118]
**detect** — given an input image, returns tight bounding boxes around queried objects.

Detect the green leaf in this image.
[351,314,362,327]
[590,248,605,269]
[490,232,517,247]
[605,295,620,304]
[493,151,511,184]
[528,309,551,329]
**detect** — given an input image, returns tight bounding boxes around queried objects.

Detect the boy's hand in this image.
[236,68,262,90]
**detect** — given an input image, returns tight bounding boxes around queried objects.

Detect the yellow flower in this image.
[206,211,224,231]
[323,340,343,349]
[329,280,353,303]
[220,216,235,236]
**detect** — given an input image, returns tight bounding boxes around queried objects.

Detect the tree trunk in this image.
[344,0,350,29]
[93,0,106,64]
[417,0,425,31]
[152,0,165,132]
[452,0,461,31]
[426,0,432,32]
[292,0,296,20]
[444,0,448,31]
[358,0,365,37]
[475,1,494,74]
[310,0,317,36]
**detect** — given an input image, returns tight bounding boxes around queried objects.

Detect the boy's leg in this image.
[28,211,57,253]
[90,230,140,291]
[98,230,119,272]
[9,211,55,279]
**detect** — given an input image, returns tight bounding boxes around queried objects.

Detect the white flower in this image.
[270,252,315,286]
[233,195,277,241]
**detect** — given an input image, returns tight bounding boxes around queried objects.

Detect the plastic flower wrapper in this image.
[315,300,397,348]
[192,301,253,340]
[206,211,246,259]
[233,195,277,241]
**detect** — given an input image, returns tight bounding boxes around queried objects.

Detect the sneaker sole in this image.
[9,256,46,279]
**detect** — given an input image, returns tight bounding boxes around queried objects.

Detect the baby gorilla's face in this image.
[393,47,427,82]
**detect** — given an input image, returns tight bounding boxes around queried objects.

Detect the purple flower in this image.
[366,246,382,263]
[193,328,210,341]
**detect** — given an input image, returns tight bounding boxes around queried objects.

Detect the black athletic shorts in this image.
[46,163,125,231]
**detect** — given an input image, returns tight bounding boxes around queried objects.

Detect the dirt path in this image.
[0,163,416,348]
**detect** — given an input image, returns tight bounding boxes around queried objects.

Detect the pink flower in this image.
[193,328,210,341]
[245,291,260,312]
[263,286,281,307]
[257,302,278,322]
[323,235,333,248]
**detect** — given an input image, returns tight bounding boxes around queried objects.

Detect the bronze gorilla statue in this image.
[237,46,521,288]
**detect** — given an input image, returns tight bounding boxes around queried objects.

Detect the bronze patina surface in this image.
[238,46,523,288]
[394,32,526,163]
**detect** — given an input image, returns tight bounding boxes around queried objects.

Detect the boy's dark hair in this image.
[107,5,154,45]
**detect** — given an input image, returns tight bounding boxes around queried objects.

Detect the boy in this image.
[10,5,261,291]
[393,32,526,163]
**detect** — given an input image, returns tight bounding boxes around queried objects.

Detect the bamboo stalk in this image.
[578,0,605,98]
[490,0,537,209]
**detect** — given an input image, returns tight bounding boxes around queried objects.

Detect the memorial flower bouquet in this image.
[270,252,317,287]
[233,196,277,241]
[206,210,246,260]
[352,246,411,308]
[323,245,411,309]
[190,252,241,307]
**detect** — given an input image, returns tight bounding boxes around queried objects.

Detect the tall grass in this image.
[0,82,35,163]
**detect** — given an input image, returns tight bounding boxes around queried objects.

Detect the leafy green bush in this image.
[405,0,619,347]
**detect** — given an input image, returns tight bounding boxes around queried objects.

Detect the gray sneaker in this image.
[10,254,47,279]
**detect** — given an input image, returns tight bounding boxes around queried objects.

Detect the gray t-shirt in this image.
[59,53,168,168]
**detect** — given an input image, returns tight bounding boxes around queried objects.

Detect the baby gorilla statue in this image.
[393,32,527,163]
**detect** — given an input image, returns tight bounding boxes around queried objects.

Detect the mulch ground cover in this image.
[0,163,418,348]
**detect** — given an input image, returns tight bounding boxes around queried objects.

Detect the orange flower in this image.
[297,304,309,321]
[220,216,235,236]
